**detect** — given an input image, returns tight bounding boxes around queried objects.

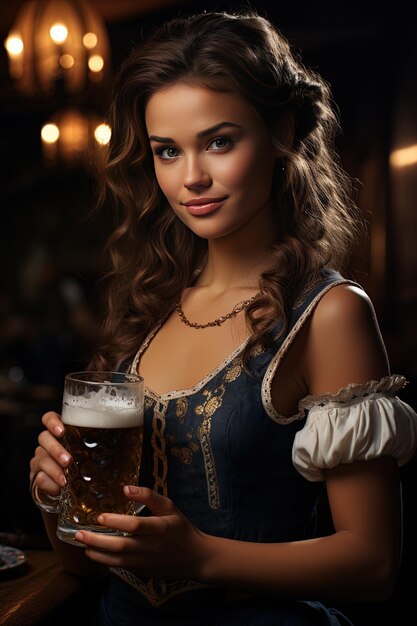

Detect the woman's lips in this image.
[182,198,227,216]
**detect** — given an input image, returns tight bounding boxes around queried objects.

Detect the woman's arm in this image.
[197,456,401,601]
[77,456,400,602]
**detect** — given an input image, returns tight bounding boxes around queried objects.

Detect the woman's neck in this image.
[196,251,265,293]
[196,223,278,293]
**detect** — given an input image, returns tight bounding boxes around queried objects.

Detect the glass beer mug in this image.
[33,371,144,546]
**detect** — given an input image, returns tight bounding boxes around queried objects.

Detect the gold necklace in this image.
[176,291,262,329]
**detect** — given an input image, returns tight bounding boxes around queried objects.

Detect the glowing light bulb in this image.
[59,54,74,69]
[94,123,111,145]
[50,23,68,44]
[4,35,23,56]
[88,54,104,72]
[83,32,97,48]
[41,123,60,143]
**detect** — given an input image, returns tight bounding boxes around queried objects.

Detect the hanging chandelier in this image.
[4,0,111,98]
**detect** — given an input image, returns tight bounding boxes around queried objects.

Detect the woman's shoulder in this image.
[303,282,389,396]
[311,282,375,328]
[295,272,378,350]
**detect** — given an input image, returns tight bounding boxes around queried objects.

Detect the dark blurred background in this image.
[0,1,416,623]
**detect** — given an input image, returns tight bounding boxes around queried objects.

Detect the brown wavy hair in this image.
[89,10,363,372]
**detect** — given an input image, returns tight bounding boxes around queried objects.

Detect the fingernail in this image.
[59,474,67,486]
[126,485,141,495]
[75,532,84,541]
[59,453,70,465]
[97,515,104,523]
[54,425,64,436]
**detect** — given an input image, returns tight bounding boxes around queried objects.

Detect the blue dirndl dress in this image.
[99,269,417,624]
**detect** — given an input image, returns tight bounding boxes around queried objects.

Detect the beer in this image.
[56,372,144,545]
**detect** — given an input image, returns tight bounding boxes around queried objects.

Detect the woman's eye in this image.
[155,146,179,159]
[208,137,233,151]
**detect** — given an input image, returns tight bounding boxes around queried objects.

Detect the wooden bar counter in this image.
[0,548,103,625]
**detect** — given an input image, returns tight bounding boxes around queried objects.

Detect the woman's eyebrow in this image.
[148,121,242,143]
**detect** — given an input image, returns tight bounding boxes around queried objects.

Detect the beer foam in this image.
[62,391,143,428]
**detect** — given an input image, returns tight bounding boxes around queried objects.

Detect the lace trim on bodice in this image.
[261,279,355,424]
[122,325,250,606]
[130,320,250,400]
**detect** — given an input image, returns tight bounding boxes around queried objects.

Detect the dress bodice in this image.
[137,342,321,542]
[112,269,356,605]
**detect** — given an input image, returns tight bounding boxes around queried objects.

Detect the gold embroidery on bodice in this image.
[112,338,246,606]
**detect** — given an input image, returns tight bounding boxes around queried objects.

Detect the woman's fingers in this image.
[72,489,205,578]
[38,411,71,473]
[123,485,176,516]
[42,411,65,438]
[33,470,62,496]
[74,529,157,570]
[75,530,140,553]
[38,430,71,467]
[36,448,67,487]
[30,447,66,493]
[96,512,153,535]
[30,415,71,496]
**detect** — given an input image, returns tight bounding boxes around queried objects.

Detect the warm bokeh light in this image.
[4,35,23,56]
[41,124,60,144]
[390,144,417,168]
[59,54,74,69]
[41,109,109,165]
[83,32,97,49]
[50,23,68,44]
[5,0,110,97]
[88,54,104,72]
[94,123,111,145]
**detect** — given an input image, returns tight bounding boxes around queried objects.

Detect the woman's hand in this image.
[29,411,72,498]
[74,486,211,581]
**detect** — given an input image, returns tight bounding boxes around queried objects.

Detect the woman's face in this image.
[145,82,278,241]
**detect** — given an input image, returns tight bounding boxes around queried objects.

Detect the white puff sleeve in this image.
[292,375,417,481]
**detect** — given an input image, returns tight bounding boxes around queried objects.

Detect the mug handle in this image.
[30,473,61,514]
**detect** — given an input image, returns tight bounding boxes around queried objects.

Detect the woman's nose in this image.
[183,155,212,189]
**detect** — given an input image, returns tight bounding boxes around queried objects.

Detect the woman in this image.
[30,10,417,625]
